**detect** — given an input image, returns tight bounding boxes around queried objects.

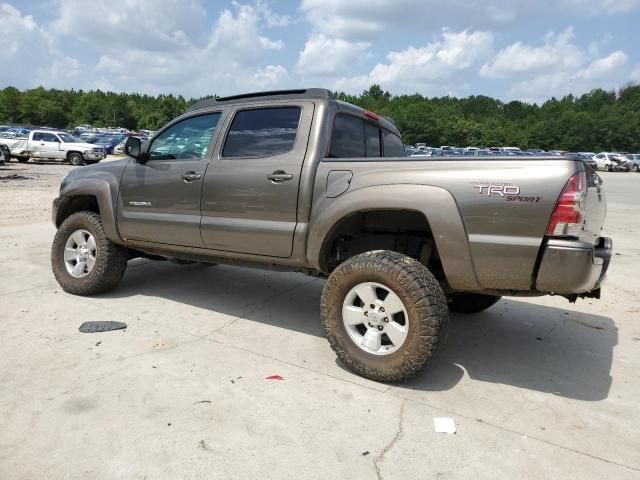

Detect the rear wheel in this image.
[321,250,448,382]
[633,164,639,172]
[448,292,501,314]
[51,211,128,295]
[16,156,29,163]
[605,164,611,172]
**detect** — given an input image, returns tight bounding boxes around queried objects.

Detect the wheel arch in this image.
[307,184,481,291]
[56,179,123,244]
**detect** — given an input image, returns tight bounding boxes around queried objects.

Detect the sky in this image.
[1,0,639,103]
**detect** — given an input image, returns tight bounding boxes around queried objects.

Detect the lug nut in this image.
[379,307,385,313]
[368,322,373,327]
[370,304,375,309]
[377,325,384,331]
[383,317,389,323]
[364,311,369,317]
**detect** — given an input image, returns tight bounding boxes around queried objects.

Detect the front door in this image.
[31,132,63,159]
[200,103,313,257]
[117,112,222,247]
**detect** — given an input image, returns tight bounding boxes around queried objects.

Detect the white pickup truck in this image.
[1,130,106,165]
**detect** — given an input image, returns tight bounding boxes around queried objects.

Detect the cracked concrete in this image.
[374,399,407,480]
[1,163,639,479]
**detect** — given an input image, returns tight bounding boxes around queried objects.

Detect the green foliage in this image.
[1,83,639,151]
[337,84,640,151]
[0,86,200,132]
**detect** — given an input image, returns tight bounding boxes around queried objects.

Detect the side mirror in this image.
[125,137,144,161]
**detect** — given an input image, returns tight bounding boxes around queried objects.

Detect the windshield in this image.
[58,133,82,143]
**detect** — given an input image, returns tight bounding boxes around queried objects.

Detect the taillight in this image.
[546,171,587,237]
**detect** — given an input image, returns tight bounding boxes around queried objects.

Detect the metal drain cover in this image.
[79,321,127,333]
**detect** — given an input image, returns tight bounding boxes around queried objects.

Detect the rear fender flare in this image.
[307,184,481,290]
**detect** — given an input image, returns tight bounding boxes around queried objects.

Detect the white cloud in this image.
[301,0,640,40]
[53,0,209,52]
[480,28,583,78]
[253,65,290,89]
[58,1,288,96]
[483,31,633,102]
[580,51,628,80]
[334,29,493,95]
[0,3,83,89]
[295,33,370,76]
[256,0,293,27]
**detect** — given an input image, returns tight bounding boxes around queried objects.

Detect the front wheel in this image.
[16,156,29,163]
[51,211,128,295]
[605,164,611,172]
[448,293,501,314]
[68,152,85,166]
[633,164,639,172]
[321,250,448,382]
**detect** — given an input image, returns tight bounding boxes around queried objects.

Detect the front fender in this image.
[307,184,481,291]
[57,178,123,244]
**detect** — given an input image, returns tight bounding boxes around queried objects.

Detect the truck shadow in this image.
[399,298,616,401]
[103,261,615,401]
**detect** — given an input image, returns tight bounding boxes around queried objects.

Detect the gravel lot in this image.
[1,160,639,479]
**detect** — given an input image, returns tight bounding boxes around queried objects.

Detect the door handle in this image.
[267,171,294,183]
[182,172,202,182]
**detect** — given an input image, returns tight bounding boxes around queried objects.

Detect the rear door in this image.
[200,102,313,257]
[117,112,223,247]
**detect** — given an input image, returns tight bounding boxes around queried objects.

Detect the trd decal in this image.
[473,184,541,203]
[474,184,520,196]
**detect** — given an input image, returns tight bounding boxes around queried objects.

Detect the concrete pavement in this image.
[0,165,639,479]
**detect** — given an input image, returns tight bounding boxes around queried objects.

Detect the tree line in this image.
[1,84,639,151]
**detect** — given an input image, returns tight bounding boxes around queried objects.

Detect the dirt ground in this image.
[0,160,74,226]
[1,160,639,479]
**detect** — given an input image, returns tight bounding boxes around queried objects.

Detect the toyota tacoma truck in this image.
[50,88,611,382]
[4,130,106,165]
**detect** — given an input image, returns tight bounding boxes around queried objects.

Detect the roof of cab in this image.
[187,88,334,111]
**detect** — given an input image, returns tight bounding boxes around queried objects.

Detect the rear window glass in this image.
[223,107,301,158]
[330,114,365,158]
[365,123,381,157]
[382,130,405,157]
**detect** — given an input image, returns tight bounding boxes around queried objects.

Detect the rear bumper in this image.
[535,237,612,294]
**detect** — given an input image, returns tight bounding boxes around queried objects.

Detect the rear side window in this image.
[330,114,365,158]
[365,123,381,157]
[223,107,301,158]
[382,130,405,157]
[331,113,403,158]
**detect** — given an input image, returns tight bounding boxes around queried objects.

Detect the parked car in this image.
[89,134,125,154]
[1,127,31,138]
[51,88,610,383]
[500,146,522,153]
[626,154,640,172]
[594,152,630,172]
[526,148,546,154]
[462,149,491,156]
[4,130,106,165]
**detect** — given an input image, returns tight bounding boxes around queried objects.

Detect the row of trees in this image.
[0,87,194,132]
[1,84,639,151]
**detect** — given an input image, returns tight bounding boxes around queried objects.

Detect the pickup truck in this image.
[50,88,611,382]
[2,130,106,165]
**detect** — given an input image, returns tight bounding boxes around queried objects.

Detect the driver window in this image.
[148,112,221,161]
